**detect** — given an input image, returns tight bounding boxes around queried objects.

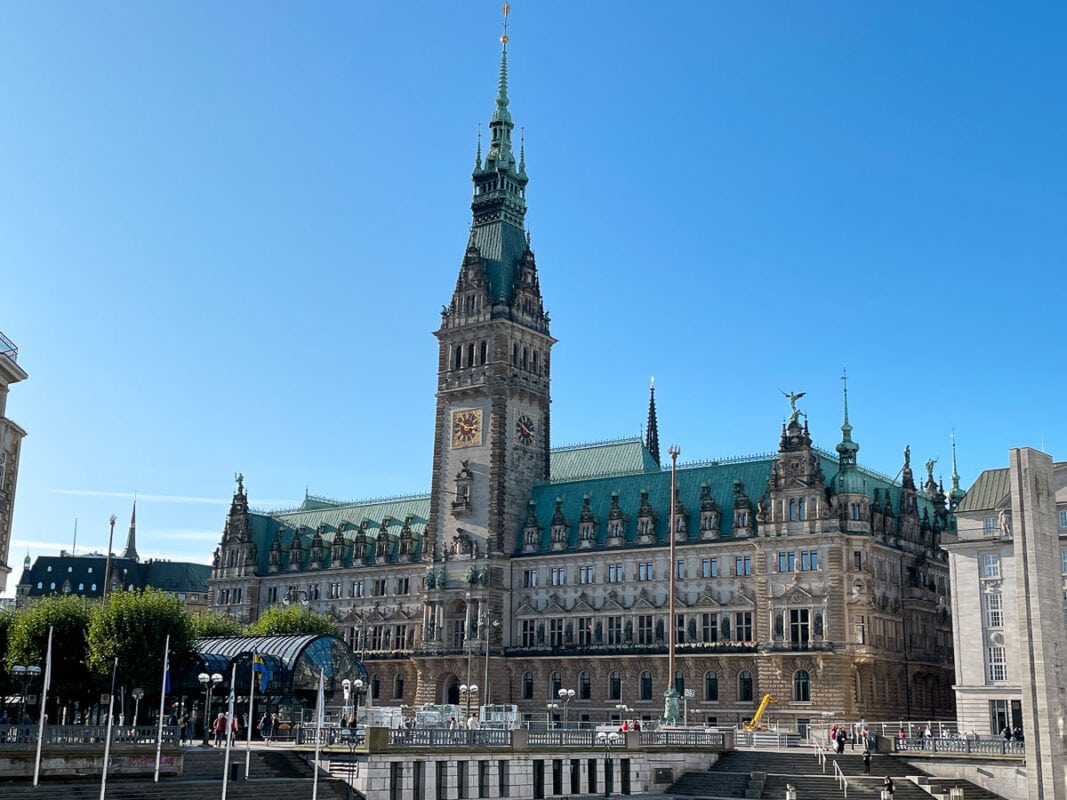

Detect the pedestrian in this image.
[449,715,458,743]
[863,749,871,774]
[883,775,895,797]
[212,713,226,746]
[259,712,273,745]
[467,713,478,731]
[230,714,241,744]
[178,713,189,744]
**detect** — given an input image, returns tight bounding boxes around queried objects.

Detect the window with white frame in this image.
[801,550,819,571]
[676,559,685,579]
[1061,548,1067,576]
[521,619,537,647]
[638,561,654,581]
[1060,509,1067,530]
[607,616,623,645]
[983,516,998,535]
[778,552,796,572]
[578,565,594,584]
[983,553,1001,579]
[984,593,1003,628]
[735,556,752,576]
[607,563,623,583]
[549,618,563,647]
[988,646,1007,682]
[702,558,718,578]
[551,567,566,586]
[702,613,719,642]
[523,569,538,588]
[638,614,654,644]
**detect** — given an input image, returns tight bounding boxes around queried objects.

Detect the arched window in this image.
[798,499,806,520]
[704,671,719,702]
[640,671,653,700]
[794,670,811,702]
[522,672,533,700]
[453,346,462,370]
[789,499,797,521]
[550,671,562,698]
[479,341,488,365]
[579,671,591,700]
[467,343,475,367]
[609,671,622,701]
[394,674,405,700]
[738,670,753,703]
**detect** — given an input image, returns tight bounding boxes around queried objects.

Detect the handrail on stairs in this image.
[811,738,827,773]
[832,759,848,798]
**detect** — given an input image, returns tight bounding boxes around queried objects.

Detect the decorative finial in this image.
[650,375,655,390]
[474,124,482,170]
[501,3,510,46]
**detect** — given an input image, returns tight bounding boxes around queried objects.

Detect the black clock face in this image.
[515,413,535,447]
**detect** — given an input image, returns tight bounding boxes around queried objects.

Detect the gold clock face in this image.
[451,408,483,447]
[515,412,536,447]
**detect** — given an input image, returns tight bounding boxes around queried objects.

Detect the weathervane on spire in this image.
[501,3,510,46]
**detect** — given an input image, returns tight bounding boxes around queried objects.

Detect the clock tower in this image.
[417,16,553,698]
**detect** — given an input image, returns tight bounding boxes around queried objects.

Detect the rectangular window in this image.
[778,552,796,573]
[735,556,752,576]
[701,613,718,643]
[521,620,537,647]
[372,579,387,596]
[984,593,1003,629]
[457,761,468,800]
[549,619,564,648]
[498,760,510,798]
[454,619,466,648]
[607,563,623,583]
[800,551,819,571]
[396,577,410,595]
[983,553,1001,579]
[551,567,566,586]
[523,569,538,588]
[395,624,409,650]
[988,646,1007,682]
[983,516,998,535]
[853,551,863,570]
[676,613,685,644]
[1060,510,1067,530]
[329,582,342,599]
[579,565,594,584]
[638,615,654,644]
[577,617,593,646]
[351,580,364,598]
[607,616,623,645]
[676,559,685,579]
[856,614,866,645]
[735,611,753,642]
[1062,548,1067,576]
[790,608,810,644]
[638,562,654,581]
[702,558,718,578]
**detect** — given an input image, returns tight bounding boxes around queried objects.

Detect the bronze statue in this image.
[781,390,806,424]
[904,445,911,467]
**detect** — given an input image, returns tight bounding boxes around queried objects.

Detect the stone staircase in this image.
[666,748,1008,800]
[0,746,354,800]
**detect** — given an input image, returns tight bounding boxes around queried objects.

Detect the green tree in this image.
[246,605,338,637]
[87,589,193,712]
[7,595,94,712]
[0,607,14,702]
[189,611,244,639]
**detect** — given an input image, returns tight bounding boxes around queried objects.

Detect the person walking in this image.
[883,775,895,798]
[212,713,226,747]
[863,749,871,774]
[258,712,273,745]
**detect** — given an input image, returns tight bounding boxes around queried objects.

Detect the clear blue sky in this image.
[3,2,1065,590]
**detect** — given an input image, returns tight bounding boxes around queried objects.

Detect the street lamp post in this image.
[481,615,500,706]
[103,514,117,600]
[546,702,559,729]
[341,679,352,725]
[198,672,223,745]
[132,688,144,726]
[664,443,682,727]
[460,683,478,724]
[557,688,575,728]
[352,679,365,726]
[11,664,41,723]
[602,735,614,798]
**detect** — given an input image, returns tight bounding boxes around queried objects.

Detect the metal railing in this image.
[833,759,848,798]
[0,331,17,363]
[387,728,510,748]
[812,737,827,772]
[896,736,1024,756]
[0,724,178,746]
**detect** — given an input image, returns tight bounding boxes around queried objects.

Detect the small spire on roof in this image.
[645,377,661,467]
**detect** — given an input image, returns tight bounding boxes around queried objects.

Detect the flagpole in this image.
[32,626,54,786]
[100,657,118,800]
[245,654,255,779]
[153,633,170,782]
[312,669,324,800]
[221,663,237,800]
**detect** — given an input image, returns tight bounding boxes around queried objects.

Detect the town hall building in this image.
[208,23,956,731]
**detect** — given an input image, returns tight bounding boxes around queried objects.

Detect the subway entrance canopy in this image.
[186,634,365,699]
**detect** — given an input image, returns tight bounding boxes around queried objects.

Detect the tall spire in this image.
[467,1,530,306]
[121,495,139,561]
[948,430,965,509]
[835,369,859,466]
[646,377,661,467]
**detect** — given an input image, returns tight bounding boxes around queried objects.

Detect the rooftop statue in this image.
[781,390,806,425]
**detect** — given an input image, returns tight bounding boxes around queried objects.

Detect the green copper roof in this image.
[549,438,660,482]
[955,468,1011,513]
[471,223,529,304]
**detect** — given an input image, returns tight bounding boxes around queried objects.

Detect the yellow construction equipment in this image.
[743,694,777,731]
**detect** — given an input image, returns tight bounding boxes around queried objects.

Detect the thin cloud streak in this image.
[49,489,298,507]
